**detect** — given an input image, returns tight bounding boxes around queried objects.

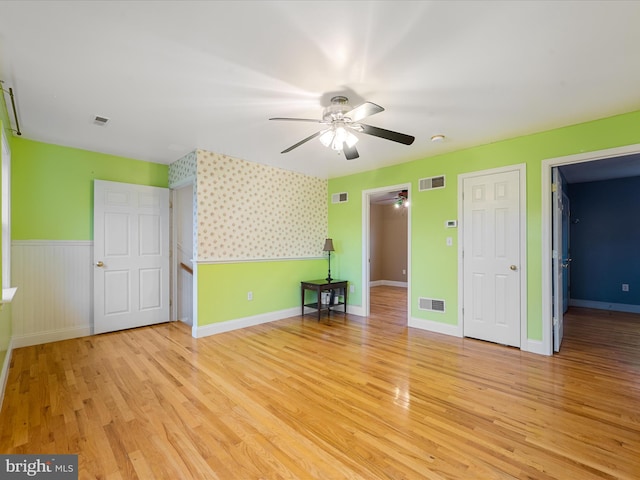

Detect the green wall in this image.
[328,109,640,342]
[197,259,327,325]
[12,138,168,240]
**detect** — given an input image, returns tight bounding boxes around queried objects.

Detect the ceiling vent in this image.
[419,175,445,191]
[93,115,110,126]
[331,192,348,204]
[418,297,445,313]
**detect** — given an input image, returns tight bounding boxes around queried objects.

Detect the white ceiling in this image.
[1,1,640,179]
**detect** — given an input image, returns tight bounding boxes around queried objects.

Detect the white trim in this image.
[458,164,528,349]
[362,183,412,322]
[521,339,548,356]
[408,317,463,337]
[195,256,324,265]
[11,326,91,349]
[12,240,93,247]
[370,280,408,288]
[171,188,178,322]
[169,175,196,190]
[193,307,300,337]
[346,304,365,317]
[569,299,640,314]
[541,143,640,356]
[1,287,17,304]
[0,337,13,411]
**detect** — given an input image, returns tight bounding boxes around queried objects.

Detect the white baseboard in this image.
[193,307,300,338]
[193,302,367,337]
[346,304,365,316]
[408,317,462,337]
[521,339,550,356]
[0,337,14,412]
[569,299,640,314]
[11,326,92,349]
[370,280,408,288]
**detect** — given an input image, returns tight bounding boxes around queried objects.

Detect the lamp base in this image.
[326,275,333,283]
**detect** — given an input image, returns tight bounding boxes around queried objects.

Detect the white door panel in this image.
[94,180,170,334]
[463,170,521,347]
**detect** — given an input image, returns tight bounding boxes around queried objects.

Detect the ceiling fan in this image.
[269,96,415,160]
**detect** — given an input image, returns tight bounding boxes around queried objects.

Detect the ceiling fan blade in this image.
[281,131,322,153]
[345,102,384,122]
[359,124,415,145]
[343,143,359,160]
[270,117,323,123]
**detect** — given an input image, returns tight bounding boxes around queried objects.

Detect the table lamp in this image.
[323,238,335,282]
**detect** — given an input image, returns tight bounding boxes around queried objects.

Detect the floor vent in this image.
[419,175,445,191]
[332,192,348,204]
[418,297,445,312]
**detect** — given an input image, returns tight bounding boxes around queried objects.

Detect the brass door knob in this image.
[510,265,517,271]
[96,261,104,267]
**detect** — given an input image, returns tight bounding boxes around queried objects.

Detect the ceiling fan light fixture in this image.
[431,134,445,142]
[319,129,334,148]
[319,126,359,151]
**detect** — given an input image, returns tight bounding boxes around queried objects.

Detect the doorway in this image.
[362,184,411,322]
[172,183,195,326]
[542,143,640,355]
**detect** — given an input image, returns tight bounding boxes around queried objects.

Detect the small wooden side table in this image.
[300,279,348,321]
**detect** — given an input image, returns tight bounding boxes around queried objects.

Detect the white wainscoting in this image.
[12,241,93,347]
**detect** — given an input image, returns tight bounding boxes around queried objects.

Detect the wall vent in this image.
[331,192,348,204]
[418,297,445,313]
[419,175,445,191]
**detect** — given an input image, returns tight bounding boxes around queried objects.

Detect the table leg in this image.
[317,286,321,321]
[301,286,305,316]
[344,285,348,315]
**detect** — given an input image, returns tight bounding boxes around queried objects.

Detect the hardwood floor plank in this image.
[1,287,639,478]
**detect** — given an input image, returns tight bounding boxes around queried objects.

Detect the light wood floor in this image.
[1,286,639,479]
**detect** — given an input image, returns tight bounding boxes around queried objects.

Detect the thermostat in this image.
[446,220,458,228]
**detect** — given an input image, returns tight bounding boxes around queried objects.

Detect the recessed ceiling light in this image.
[431,134,445,142]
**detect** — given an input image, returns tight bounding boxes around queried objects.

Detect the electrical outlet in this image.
[622,284,629,292]
[247,291,253,300]
[402,269,406,275]
[350,285,355,293]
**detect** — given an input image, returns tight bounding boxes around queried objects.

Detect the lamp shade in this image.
[323,238,335,252]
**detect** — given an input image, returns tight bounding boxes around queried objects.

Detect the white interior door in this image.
[552,168,565,352]
[94,180,170,334]
[463,170,521,347]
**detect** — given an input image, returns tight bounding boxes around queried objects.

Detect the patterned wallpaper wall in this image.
[168,150,197,188]
[196,150,328,261]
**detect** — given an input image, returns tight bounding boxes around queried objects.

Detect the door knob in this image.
[510,265,517,271]
[96,261,104,267]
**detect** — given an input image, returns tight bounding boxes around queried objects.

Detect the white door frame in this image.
[458,164,528,349]
[361,183,411,321]
[170,178,196,325]
[541,143,640,355]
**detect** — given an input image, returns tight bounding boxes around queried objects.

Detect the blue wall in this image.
[568,176,640,306]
